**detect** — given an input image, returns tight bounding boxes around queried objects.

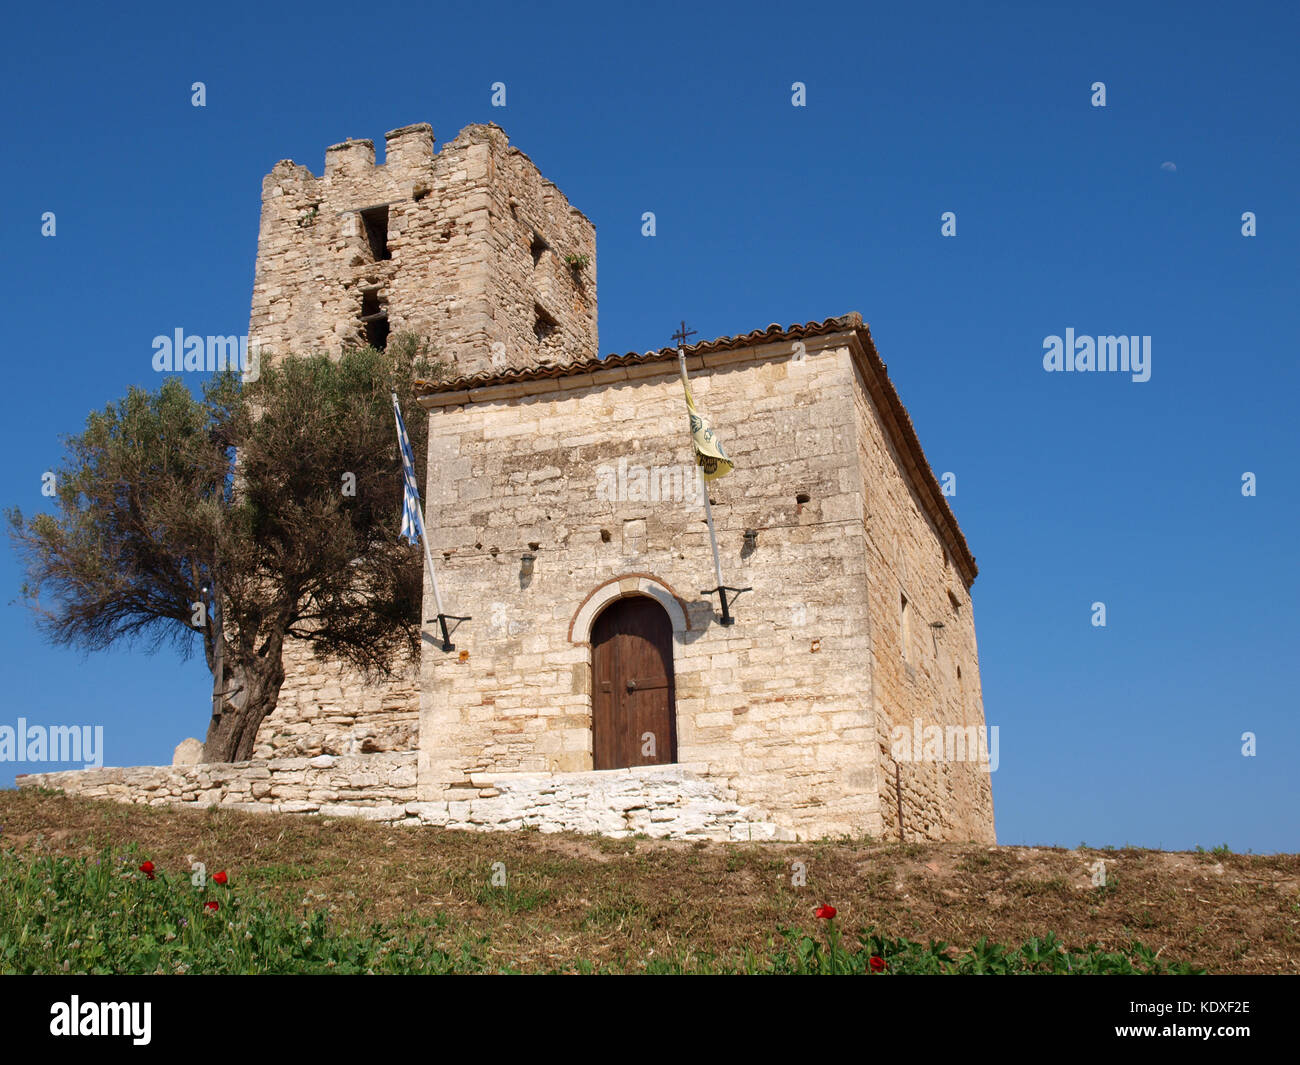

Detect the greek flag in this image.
[391,392,423,545]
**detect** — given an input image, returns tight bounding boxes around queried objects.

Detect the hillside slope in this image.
[2,790,1295,973]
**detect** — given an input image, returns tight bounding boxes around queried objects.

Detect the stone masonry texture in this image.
[20,123,994,844]
[251,121,596,756]
[248,121,596,375]
[416,323,995,842]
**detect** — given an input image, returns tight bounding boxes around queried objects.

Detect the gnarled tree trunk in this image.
[201,635,286,762]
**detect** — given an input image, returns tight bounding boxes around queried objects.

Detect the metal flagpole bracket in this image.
[427,613,472,653]
[700,585,752,626]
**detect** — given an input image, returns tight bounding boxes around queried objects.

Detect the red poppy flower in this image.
[869,955,887,972]
[814,904,836,920]
[204,900,220,912]
[139,861,155,880]
[212,870,228,886]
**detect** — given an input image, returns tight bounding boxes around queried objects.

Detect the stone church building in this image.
[21,122,995,843]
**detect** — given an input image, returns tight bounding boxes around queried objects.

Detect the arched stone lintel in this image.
[569,573,691,643]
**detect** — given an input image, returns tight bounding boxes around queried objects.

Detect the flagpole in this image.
[677,346,744,625]
[412,502,446,623]
[680,349,726,597]
[698,465,726,594]
[392,391,464,651]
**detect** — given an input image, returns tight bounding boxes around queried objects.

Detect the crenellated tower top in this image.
[248,122,596,377]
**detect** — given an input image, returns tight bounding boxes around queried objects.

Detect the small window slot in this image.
[360,205,391,261]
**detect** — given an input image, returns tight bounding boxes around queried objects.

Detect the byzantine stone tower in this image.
[245,122,597,758]
[248,122,597,375]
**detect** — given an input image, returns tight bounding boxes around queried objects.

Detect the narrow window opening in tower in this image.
[534,305,558,342]
[531,232,549,266]
[365,315,390,350]
[361,288,389,351]
[360,206,391,261]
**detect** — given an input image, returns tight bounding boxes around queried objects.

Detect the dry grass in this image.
[2,789,1296,973]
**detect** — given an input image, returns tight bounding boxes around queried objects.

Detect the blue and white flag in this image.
[391,392,423,545]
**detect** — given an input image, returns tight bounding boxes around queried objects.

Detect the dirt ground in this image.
[2,789,1296,973]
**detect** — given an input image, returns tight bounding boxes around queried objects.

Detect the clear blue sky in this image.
[2,0,1296,852]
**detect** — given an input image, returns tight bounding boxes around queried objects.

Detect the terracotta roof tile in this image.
[414,314,863,396]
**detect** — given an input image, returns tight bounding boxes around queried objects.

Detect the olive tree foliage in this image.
[8,335,443,762]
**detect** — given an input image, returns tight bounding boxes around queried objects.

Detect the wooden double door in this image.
[591,596,677,770]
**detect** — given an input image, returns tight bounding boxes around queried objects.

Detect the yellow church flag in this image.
[682,374,734,481]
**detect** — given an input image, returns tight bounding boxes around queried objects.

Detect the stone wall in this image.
[251,643,419,759]
[20,321,993,843]
[248,122,596,377]
[16,753,418,818]
[410,764,791,840]
[847,346,996,843]
[418,332,886,841]
[246,121,597,750]
[17,761,787,841]
[479,135,597,372]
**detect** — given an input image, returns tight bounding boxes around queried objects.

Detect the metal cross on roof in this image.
[671,320,697,349]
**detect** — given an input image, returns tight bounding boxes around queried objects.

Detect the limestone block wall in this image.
[248,122,596,377]
[16,760,786,841]
[16,753,418,819]
[247,122,597,740]
[251,642,420,759]
[408,764,792,840]
[418,333,886,840]
[17,329,988,843]
[479,135,597,371]
[847,346,995,843]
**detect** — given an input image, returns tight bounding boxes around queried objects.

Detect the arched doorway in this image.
[591,596,677,770]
